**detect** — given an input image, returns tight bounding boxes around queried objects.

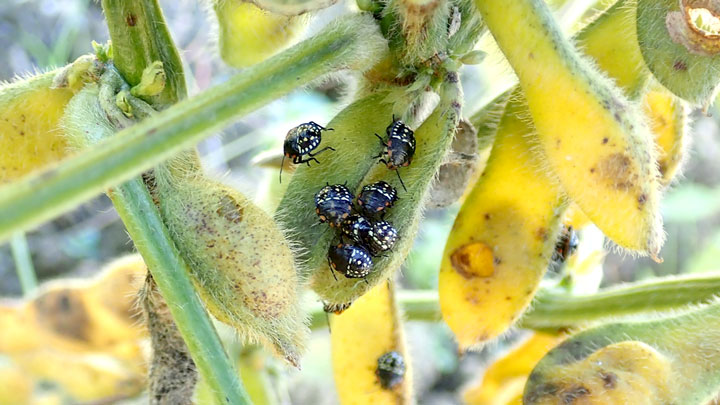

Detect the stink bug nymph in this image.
[366,220,398,256]
[357,181,398,218]
[280,121,334,182]
[376,351,406,389]
[341,214,372,245]
[315,184,354,227]
[374,117,416,191]
[552,226,579,264]
[327,243,373,280]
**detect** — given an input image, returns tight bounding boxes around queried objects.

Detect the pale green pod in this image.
[637,0,720,105]
[155,168,309,367]
[277,74,462,309]
[526,300,720,405]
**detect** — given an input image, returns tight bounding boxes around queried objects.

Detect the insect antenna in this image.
[395,169,407,192]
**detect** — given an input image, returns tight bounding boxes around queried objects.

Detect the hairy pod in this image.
[476,0,664,257]
[63,74,309,366]
[637,0,720,106]
[439,97,567,350]
[526,301,720,404]
[642,86,690,187]
[0,255,147,361]
[277,74,461,309]
[330,281,413,404]
[213,0,308,67]
[155,166,308,367]
[12,349,145,402]
[462,332,563,405]
[0,70,73,183]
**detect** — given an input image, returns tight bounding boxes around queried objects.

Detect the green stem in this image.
[521,273,720,329]
[9,232,37,295]
[109,178,251,405]
[309,273,720,330]
[0,14,385,243]
[100,0,186,106]
[98,1,247,401]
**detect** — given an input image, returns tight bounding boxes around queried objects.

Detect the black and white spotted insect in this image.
[366,220,398,256]
[341,214,372,245]
[552,225,579,264]
[376,351,406,389]
[374,117,416,191]
[280,121,334,182]
[315,184,354,227]
[357,181,398,219]
[327,242,373,280]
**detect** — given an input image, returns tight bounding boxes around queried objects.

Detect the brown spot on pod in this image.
[34,289,90,342]
[450,242,496,279]
[595,153,638,190]
[216,193,244,224]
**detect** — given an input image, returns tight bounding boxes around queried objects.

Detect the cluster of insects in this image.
[316,180,400,281]
[281,117,417,281]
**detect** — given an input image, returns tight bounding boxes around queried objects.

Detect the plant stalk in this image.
[109,178,251,405]
[100,0,248,402]
[0,14,385,242]
[9,232,37,296]
[310,273,720,330]
[101,0,186,106]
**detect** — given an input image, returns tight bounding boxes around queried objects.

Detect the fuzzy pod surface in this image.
[213,0,308,67]
[439,97,567,350]
[525,301,720,405]
[277,76,461,308]
[0,70,74,183]
[637,0,720,105]
[156,166,308,367]
[476,0,664,257]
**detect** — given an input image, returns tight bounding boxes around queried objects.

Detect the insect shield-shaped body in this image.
[327,243,373,280]
[341,214,372,245]
[376,351,406,389]
[374,118,416,191]
[552,226,579,265]
[315,184,354,227]
[280,121,334,182]
[366,220,398,256]
[357,181,398,218]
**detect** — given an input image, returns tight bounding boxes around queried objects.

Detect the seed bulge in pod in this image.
[156,170,308,366]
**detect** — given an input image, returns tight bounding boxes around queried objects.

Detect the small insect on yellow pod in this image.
[439,98,567,350]
[330,280,413,405]
[476,0,664,257]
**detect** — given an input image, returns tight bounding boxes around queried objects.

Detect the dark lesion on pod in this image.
[215,192,244,224]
